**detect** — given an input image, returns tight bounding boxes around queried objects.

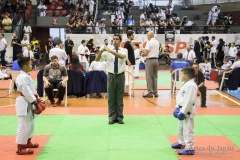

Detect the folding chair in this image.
[219,70,231,90]
[43,81,68,106]
[171,68,183,93]
[7,70,20,94]
[125,71,134,98]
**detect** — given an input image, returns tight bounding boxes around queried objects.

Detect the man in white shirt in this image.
[210,36,218,67]
[77,40,90,71]
[0,34,7,66]
[88,0,94,16]
[49,39,68,66]
[23,22,32,41]
[96,34,128,125]
[183,46,196,65]
[228,42,238,58]
[140,11,146,23]
[141,31,159,98]
[21,35,30,52]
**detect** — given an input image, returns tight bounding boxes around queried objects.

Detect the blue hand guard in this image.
[177,112,185,121]
[173,108,180,118]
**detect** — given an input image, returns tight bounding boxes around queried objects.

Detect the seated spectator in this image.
[43,55,68,106]
[170,53,190,93]
[2,14,12,33]
[112,18,118,34]
[89,54,106,73]
[217,53,240,90]
[37,2,47,17]
[66,17,76,33]
[69,55,84,72]
[221,58,232,70]
[125,14,135,31]
[157,18,166,34]
[199,59,211,80]
[160,45,171,65]
[0,65,11,80]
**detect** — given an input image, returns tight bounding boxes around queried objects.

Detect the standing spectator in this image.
[141,31,159,98]
[228,42,238,59]
[96,34,127,124]
[37,2,47,17]
[133,44,141,78]
[183,46,196,65]
[49,39,68,66]
[88,0,95,16]
[99,21,106,34]
[23,22,32,41]
[206,4,221,25]
[194,39,202,63]
[64,36,74,64]
[77,40,90,71]
[193,63,207,108]
[43,55,68,106]
[45,37,54,64]
[21,35,30,53]
[210,36,218,67]
[11,33,21,61]
[2,14,12,33]
[216,38,224,64]
[124,30,135,95]
[0,34,7,66]
[171,67,197,155]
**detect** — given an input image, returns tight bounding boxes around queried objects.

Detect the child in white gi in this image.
[172,67,198,155]
[133,44,141,78]
[199,58,211,80]
[15,56,42,155]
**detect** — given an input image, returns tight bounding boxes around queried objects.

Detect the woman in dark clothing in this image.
[216,38,224,64]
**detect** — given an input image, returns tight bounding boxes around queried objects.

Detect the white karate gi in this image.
[78,45,90,71]
[15,71,37,144]
[133,48,140,77]
[175,79,198,150]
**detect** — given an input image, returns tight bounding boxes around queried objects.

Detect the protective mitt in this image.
[173,107,180,118]
[177,112,185,121]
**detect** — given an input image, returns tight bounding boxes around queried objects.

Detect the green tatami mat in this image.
[1,115,240,160]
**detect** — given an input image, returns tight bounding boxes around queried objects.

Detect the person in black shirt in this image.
[45,37,54,64]
[11,33,21,61]
[64,36,74,64]
[124,30,135,95]
[193,63,207,108]
[216,38,224,64]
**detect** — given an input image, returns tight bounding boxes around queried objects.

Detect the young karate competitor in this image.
[15,56,45,155]
[172,67,198,155]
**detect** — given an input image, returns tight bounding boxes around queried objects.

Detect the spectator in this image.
[0,33,7,66]
[43,55,68,106]
[193,63,207,108]
[99,21,106,34]
[133,44,141,78]
[64,36,74,64]
[49,39,68,66]
[11,33,21,61]
[183,46,196,65]
[2,14,12,33]
[69,55,84,72]
[21,35,30,53]
[37,2,47,17]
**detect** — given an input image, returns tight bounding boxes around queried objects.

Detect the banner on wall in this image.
[66,34,240,58]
